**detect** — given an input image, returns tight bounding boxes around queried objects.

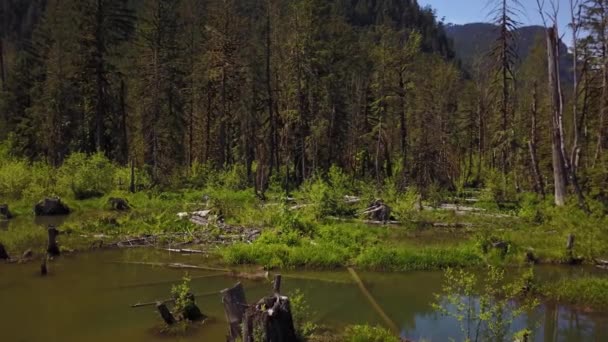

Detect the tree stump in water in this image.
[47,226,60,257]
[243,295,297,342]
[181,293,206,322]
[34,197,70,216]
[0,243,9,260]
[0,204,12,219]
[156,302,176,325]
[221,282,248,341]
[40,258,48,276]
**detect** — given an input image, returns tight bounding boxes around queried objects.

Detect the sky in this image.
[418,0,571,34]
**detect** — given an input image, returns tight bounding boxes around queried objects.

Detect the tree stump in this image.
[108,197,130,211]
[34,197,70,216]
[243,295,297,342]
[0,204,12,219]
[156,302,176,325]
[363,200,392,222]
[22,249,33,260]
[221,282,248,341]
[47,226,60,257]
[0,243,9,260]
[181,293,206,322]
[40,258,48,276]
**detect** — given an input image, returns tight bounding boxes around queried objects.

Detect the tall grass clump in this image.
[545,277,608,309]
[343,325,399,342]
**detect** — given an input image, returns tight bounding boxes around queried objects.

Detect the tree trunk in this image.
[0,37,5,91]
[156,302,176,325]
[398,74,408,187]
[547,27,568,206]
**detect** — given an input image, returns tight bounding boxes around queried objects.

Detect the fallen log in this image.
[162,248,207,254]
[131,290,221,308]
[362,200,392,222]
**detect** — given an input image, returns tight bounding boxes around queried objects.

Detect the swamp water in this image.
[1,248,607,342]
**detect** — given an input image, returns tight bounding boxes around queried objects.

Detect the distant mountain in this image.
[445,23,572,82]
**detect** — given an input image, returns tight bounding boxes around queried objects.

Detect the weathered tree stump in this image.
[273,274,282,294]
[108,197,130,211]
[243,295,297,342]
[0,243,9,260]
[34,197,70,216]
[181,293,206,322]
[0,204,12,219]
[47,226,60,257]
[362,200,392,222]
[222,282,248,341]
[156,302,176,325]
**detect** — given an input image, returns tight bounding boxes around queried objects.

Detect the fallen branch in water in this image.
[131,290,220,308]
[110,261,230,272]
[162,248,207,254]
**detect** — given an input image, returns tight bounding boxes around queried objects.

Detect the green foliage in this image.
[433,266,539,342]
[355,245,482,271]
[171,275,193,315]
[57,153,116,199]
[290,289,318,340]
[343,325,399,342]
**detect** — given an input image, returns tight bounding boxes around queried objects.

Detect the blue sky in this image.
[418,0,571,34]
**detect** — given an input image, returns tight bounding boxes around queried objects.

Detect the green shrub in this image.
[290,289,318,340]
[545,277,608,309]
[343,325,399,342]
[57,152,116,199]
[355,245,482,271]
[0,160,31,199]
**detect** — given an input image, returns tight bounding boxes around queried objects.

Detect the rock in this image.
[34,197,70,216]
[108,197,130,211]
[0,204,13,219]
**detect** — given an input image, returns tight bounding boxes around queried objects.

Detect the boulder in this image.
[34,197,70,216]
[0,204,12,219]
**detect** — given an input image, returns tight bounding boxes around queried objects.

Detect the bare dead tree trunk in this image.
[547,26,568,206]
[529,82,545,197]
[0,38,5,91]
[593,4,608,165]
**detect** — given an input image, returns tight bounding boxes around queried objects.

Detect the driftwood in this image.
[163,248,206,254]
[34,197,70,216]
[47,226,60,257]
[0,204,12,219]
[222,282,248,341]
[0,243,9,260]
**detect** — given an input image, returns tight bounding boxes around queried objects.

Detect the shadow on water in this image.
[0,249,606,342]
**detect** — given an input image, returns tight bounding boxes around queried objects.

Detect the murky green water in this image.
[1,248,607,341]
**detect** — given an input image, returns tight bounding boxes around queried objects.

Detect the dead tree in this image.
[546,26,568,206]
[528,83,545,197]
[47,226,60,257]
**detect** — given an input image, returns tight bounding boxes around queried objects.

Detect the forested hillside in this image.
[0,0,607,210]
